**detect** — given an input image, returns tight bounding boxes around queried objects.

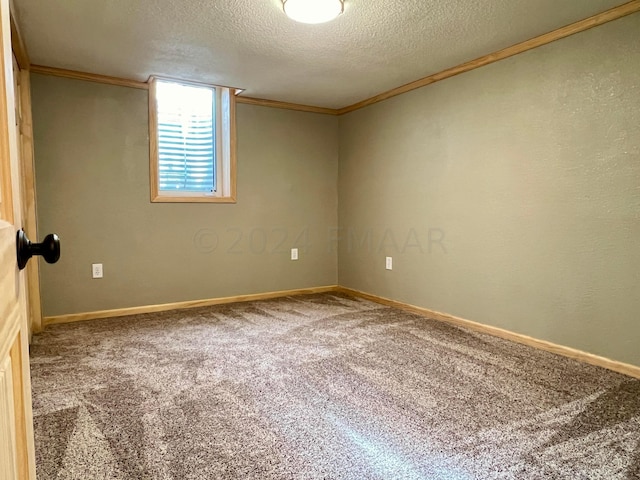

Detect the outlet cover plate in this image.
[92,263,103,278]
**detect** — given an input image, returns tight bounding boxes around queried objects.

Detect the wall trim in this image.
[25,2,639,116]
[236,96,339,116]
[337,287,640,380]
[42,286,338,326]
[338,1,640,114]
[30,65,149,90]
[29,65,341,115]
[10,12,29,70]
[42,284,640,379]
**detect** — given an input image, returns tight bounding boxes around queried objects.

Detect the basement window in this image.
[149,77,236,203]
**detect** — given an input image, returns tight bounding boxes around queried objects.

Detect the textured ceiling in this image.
[14,0,628,109]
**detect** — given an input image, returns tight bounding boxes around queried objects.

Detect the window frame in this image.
[149,76,237,203]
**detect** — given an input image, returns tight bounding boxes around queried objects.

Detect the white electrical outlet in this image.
[291,248,299,260]
[385,257,393,270]
[92,263,103,279]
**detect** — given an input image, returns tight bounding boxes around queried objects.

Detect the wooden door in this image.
[0,0,37,475]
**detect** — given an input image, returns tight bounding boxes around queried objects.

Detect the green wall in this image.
[338,13,640,365]
[32,74,339,316]
[31,13,640,366]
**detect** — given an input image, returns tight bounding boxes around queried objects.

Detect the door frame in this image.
[9,7,42,336]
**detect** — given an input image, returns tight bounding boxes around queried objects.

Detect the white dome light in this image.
[283,0,344,24]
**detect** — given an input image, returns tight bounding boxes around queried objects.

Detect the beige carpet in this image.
[30,293,640,479]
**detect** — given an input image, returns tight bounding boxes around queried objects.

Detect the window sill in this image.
[151,195,237,204]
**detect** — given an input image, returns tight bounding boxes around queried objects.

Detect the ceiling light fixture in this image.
[283,0,344,24]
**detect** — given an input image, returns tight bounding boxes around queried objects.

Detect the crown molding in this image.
[338,0,640,114]
[236,96,339,115]
[25,1,640,116]
[30,65,149,90]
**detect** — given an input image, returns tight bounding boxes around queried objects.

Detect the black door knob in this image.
[16,229,60,270]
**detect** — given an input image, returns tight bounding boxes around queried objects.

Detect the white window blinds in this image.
[156,81,216,193]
